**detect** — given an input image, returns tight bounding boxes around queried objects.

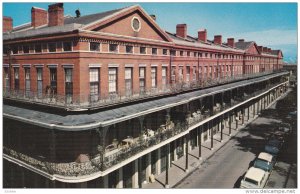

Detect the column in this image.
[156,148,161,175]
[210,121,214,150]
[45,179,50,188]
[185,134,189,172]
[50,130,56,162]
[165,143,170,188]
[173,140,178,161]
[183,137,186,156]
[145,153,151,184]
[235,111,238,129]
[132,160,139,188]
[198,126,202,160]
[103,175,109,188]
[253,102,256,117]
[116,167,123,188]
[220,116,224,142]
[229,113,232,136]
[247,104,250,121]
[242,107,245,125]
[260,97,263,112]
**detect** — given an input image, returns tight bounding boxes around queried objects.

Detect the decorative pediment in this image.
[82,5,172,42]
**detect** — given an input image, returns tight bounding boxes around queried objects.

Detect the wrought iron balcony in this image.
[3,71,280,111]
[3,77,285,177]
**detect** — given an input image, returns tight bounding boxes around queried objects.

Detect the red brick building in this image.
[3,3,283,109]
[3,3,287,188]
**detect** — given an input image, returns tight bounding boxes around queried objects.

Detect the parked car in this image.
[254,152,276,172]
[264,139,282,156]
[278,123,291,135]
[286,111,297,120]
[240,167,269,188]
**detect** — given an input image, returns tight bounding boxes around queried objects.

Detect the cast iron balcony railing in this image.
[3,70,282,110]
[3,79,285,177]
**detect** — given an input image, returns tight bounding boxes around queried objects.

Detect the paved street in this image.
[175,88,297,188]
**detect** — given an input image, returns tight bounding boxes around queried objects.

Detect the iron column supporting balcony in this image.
[198,126,202,160]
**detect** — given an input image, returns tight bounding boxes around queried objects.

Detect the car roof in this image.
[245,167,265,182]
[258,152,273,162]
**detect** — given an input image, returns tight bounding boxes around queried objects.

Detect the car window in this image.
[244,178,258,186]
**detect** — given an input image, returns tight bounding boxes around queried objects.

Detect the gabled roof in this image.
[235,41,254,50]
[4,4,172,42]
[166,31,244,53]
[64,7,125,25]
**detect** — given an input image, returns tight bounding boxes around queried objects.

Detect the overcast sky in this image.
[3,2,297,62]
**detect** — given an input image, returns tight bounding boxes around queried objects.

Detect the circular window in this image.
[131,17,141,32]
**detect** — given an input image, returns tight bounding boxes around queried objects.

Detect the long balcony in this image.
[3,71,277,111]
[3,74,287,179]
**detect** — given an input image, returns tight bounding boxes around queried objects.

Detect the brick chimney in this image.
[48,3,64,27]
[238,39,245,42]
[198,29,207,42]
[268,48,271,53]
[227,38,235,47]
[214,35,222,45]
[3,16,13,32]
[31,7,48,28]
[176,24,187,39]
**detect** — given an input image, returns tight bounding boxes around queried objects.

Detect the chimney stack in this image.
[31,7,48,28]
[238,39,245,42]
[176,24,187,39]
[268,48,271,53]
[227,38,235,47]
[214,35,222,45]
[3,16,13,32]
[198,29,207,42]
[150,14,156,21]
[48,3,64,27]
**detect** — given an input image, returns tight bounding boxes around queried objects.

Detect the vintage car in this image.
[254,152,276,172]
[240,167,269,188]
[264,139,282,156]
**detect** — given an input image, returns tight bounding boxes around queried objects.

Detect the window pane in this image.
[140,47,146,54]
[63,42,72,51]
[109,68,117,93]
[151,67,156,87]
[23,45,30,53]
[37,68,42,80]
[25,68,30,79]
[126,45,133,53]
[48,43,56,52]
[90,68,99,82]
[139,67,145,78]
[35,44,42,53]
[90,42,100,51]
[125,68,132,79]
[152,48,157,55]
[14,68,19,79]
[109,44,118,52]
[65,69,72,82]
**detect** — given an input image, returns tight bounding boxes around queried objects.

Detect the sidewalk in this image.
[143,114,259,189]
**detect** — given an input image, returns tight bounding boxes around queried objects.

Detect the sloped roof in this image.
[235,41,253,50]
[64,7,125,25]
[166,31,244,53]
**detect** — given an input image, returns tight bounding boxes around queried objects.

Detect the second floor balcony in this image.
[3,71,278,111]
